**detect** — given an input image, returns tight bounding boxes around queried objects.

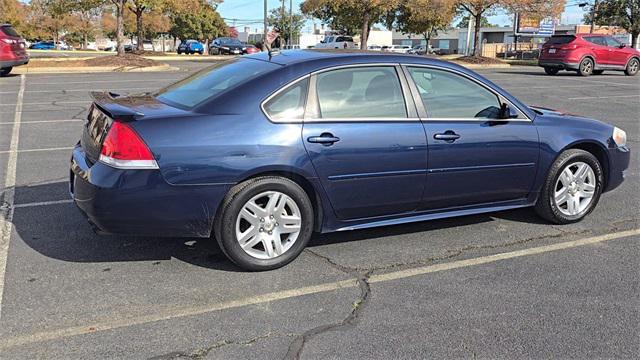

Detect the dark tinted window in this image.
[156,58,278,109]
[315,66,406,118]
[0,25,19,37]
[584,36,606,46]
[605,37,621,47]
[263,78,309,121]
[408,67,502,119]
[546,35,575,45]
[220,38,242,45]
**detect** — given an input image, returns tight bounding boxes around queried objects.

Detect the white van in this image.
[315,35,357,49]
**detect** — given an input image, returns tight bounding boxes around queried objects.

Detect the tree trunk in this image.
[633,31,639,50]
[424,32,431,56]
[472,13,482,57]
[116,1,125,56]
[360,11,370,50]
[136,8,144,51]
[83,33,88,50]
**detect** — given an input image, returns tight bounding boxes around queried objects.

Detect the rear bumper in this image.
[538,60,579,70]
[604,145,631,192]
[70,145,229,237]
[0,57,29,68]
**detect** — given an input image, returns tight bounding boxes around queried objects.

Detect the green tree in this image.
[70,0,106,49]
[42,0,75,47]
[301,0,399,49]
[588,0,640,48]
[267,8,306,45]
[127,0,164,51]
[455,14,493,28]
[111,0,127,56]
[168,0,227,45]
[390,0,456,53]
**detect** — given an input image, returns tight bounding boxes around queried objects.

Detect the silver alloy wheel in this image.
[581,59,592,74]
[629,59,639,73]
[235,191,302,259]
[554,161,596,216]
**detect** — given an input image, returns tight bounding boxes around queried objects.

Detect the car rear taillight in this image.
[99,121,158,169]
[560,44,578,50]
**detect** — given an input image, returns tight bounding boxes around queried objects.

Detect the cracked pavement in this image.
[0,63,638,359]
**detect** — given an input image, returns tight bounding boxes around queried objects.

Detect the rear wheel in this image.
[177,50,182,55]
[544,67,559,75]
[535,149,603,224]
[215,177,314,271]
[625,58,639,76]
[0,67,12,76]
[577,58,594,76]
[593,70,605,75]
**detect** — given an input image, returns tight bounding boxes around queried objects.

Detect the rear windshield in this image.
[546,35,575,45]
[220,38,242,45]
[0,25,20,37]
[155,58,279,109]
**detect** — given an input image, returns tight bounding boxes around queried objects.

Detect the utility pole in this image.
[289,0,293,47]
[590,0,599,33]
[264,0,268,47]
[281,0,285,47]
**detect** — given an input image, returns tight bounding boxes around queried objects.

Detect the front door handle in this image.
[433,131,460,142]
[307,133,340,146]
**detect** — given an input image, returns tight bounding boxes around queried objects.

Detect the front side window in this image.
[156,58,278,109]
[263,78,309,121]
[605,37,621,47]
[314,66,407,119]
[407,67,502,119]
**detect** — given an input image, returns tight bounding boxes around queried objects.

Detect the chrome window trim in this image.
[401,64,533,122]
[260,74,310,124]
[306,63,417,122]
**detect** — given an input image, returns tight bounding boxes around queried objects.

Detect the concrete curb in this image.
[13,64,179,74]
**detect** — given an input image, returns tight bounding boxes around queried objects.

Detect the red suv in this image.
[0,24,29,76]
[539,34,640,76]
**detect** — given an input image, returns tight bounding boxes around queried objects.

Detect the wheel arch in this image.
[580,54,596,66]
[561,140,610,189]
[625,55,639,67]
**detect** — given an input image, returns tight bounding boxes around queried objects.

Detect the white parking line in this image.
[12,199,74,208]
[0,147,74,155]
[567,94,640,100]
[0,119,83,126]
[0,227,637,350]
[0,74,25,321]
[0,87,153,95]
[0,100,89,107]
[27,79,181,86]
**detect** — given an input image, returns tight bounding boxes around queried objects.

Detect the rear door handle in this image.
[433,131,460,142]
[307,133,340,146]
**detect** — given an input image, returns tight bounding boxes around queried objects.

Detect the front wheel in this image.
[0,67,12,76]
[577,58,594,76]
[215,177,314,271]
[535,149,603,224]
[544,67,559,75]
[625,58,639,76]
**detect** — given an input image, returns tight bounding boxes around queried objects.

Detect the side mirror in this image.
[619,44,626,48]
[500,103,519,119]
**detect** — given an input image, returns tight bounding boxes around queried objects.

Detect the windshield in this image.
[155,58,279,109]
[220,38,242,45]
[0,25,20,37]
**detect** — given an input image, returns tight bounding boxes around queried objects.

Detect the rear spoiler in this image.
[90,91,144,122]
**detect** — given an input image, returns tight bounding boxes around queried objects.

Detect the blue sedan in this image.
[70,50,630,270]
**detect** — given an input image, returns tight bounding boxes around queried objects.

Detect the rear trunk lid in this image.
[81,91,192,163]
[541,35,576,58]
[0,24,27,59]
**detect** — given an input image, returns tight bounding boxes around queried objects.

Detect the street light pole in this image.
[264,0,268,48]
[289,0,293,47]
[590,0,599,34]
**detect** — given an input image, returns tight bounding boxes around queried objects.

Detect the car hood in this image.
[529,105,613,130]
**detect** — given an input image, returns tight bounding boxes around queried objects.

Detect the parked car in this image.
[0,24,29,76]
[539,34,640,76]
[177,40,204,55]
[29,40,70,50]
[244,44,260,54]
[384,45,412,53]
[70,51,630,270]
[315,35,357,49]
[209,37,245,55]
[408,45,428,55]
[367,45,382,51]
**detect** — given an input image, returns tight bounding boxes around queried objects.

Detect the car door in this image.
[604,36,627,66]
[583,36,611,65]
[404,66,539,210]
[302,65,428,220]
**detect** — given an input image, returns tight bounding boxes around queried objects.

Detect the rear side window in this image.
[314,66,406,119]
[0,25,20,37]
[156,59,278,109]
[605,37,621,46]
[546,36,575,45]
[407,67,502,119]
[263,78,309,121]
[584,36,606,46]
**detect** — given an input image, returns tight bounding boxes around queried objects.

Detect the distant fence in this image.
[481,42,540,59]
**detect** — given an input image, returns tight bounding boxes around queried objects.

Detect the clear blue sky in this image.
[217,0,589,32]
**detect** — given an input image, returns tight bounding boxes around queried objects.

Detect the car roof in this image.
[576,33,608,37]
[244,49,463,69]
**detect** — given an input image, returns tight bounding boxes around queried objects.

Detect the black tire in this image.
[198,51,203,55]
[0,67,12,76]
[535,149,603,224]
[177,50,182,55]
[624,57,639,76]
[215,176,314,271]
[544,67,559,75]
[592,70,604,75]
[577,57,594,76]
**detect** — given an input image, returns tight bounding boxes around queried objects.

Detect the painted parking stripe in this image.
[0,147,74,155]
[26,79,182,86]
[0,100,89,107]
[0,228,637,350]
[0,74,25,321]
[12,199,74,208]
[567,94,640,100]
[0,87,153,94]
[0,119,83,125]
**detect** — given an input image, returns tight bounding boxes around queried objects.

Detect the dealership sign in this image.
[515,14,557,36]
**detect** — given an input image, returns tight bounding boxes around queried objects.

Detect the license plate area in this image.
[549,48,556,54]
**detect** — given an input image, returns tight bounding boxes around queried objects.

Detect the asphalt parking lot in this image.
[0,60,638,359]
